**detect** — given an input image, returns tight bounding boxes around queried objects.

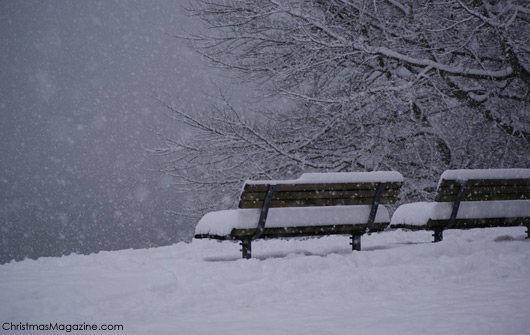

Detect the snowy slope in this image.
[1,228,530,335]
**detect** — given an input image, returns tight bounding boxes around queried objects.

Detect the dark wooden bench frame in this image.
[392,173,530,242]
[195,177,403,258]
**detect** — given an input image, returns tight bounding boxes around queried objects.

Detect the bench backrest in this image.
[435,169,530,203]
[239,181,402,209]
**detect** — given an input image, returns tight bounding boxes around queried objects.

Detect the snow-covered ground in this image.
[2,228,530,335]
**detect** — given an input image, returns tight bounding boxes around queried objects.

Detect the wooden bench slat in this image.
[426,217,530,230]
[243,182,402,192]
[438,179,530,189]
[229,222,390,239]
[435,192,530,202]
[240,188,401,202]
[390,217,530,232]
[239,196,399,209]
[437,185,530,195]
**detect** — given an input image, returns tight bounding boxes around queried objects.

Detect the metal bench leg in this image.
[350,235,361,251]
[433,229,443,243]
[241,239,251,259]
[526,225,530,239]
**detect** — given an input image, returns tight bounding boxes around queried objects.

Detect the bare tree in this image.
[155,0,530,220]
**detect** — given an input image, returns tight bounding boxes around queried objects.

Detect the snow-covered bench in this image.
[391,169,530,242]
[195,172,404,258]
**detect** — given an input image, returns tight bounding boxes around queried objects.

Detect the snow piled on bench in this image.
[245,171,404,185]
[440,168,530,182]
[196,205,390,236]
[391,200,530,227]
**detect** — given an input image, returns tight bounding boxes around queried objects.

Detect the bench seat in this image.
[391,200,530,230]
[195,205,390,239]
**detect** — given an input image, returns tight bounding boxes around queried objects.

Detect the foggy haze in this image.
[0,0,223,263]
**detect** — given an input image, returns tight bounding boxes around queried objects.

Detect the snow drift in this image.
[2,228,530,334]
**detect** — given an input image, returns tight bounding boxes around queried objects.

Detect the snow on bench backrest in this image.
[239,171,404,209]
[245,171,404,185]
[439,169,530,183]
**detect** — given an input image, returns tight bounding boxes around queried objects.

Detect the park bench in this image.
[195,171,404,258]
[390,169,530,242]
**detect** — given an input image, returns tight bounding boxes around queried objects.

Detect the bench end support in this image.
[241,239,251,259]
[350,235,361,251]
[433,229,443,243]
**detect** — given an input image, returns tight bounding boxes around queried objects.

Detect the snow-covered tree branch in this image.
[155,0,530,219]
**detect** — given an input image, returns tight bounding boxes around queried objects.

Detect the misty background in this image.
[0,0,230,264]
